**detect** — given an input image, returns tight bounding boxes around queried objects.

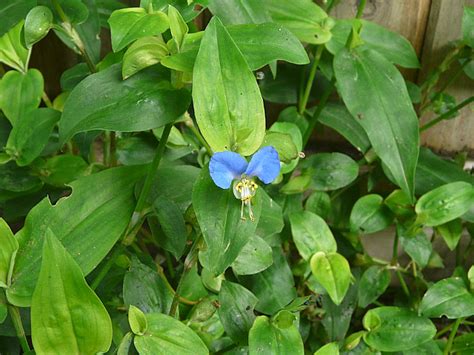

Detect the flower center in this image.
[233,178,258,221]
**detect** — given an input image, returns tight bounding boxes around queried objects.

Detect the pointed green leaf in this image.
[193,165,262,275]
[334,48,419,201]
[232,235,273,275]
[24,6,53,48]
[363,307,436,352]
[420,277,474,319]
[208,0,271,25]
[7,166,145,306]
[128,305,148,336]
[358,266,390,308]
[314,342,339,355]
[436,219,463,250]
[168,5,188,50]
[0,21,29,72]
[6,108,61,166]
[0,1,35,36]
[350,194,394,234]
[59,64,191,143]
[289,211,337,260]
[415,181,474,226]
[0,69,43,125]
[109,8,169,52]
[31,230,112,354]
[134,312,209,355]
[122,36,169,79]
[218,281,258,344]
[193,16,265,156]
[310,252,352,305]
[0,218,18,288]
[249,315,304,355]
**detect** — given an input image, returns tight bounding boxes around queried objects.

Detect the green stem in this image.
[436,322,454,339]
[103,131,110,165]
[185,118,212,155]
[420,96,474,132]
[303,78,336,147]
[396,270,410,297]
[42,91,53,108]
[444,318,462,355]
[356,0,367,19]
[298,45,325,114]
[169,235,201,317]
[391,231,399,266]
[7,305,31,353]
[122,124,173,246]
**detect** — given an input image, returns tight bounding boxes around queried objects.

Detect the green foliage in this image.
[0,1,472,354]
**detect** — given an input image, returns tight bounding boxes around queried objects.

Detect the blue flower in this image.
[210,146,280,221]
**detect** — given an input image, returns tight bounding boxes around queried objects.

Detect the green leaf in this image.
[240,247,296,315]
[334,48,419,202]
[350,194,394,234]
[0,292,7,324]
[416,148,474,195]
[0,0,35,36]
[48,0,89,24]
[151,196,187,259]
[128,305,148,336]
[327,19,419,68]
[0,218,18,288]
[0,69,43,125]
[0,21,29,72]
[399,228,432,268]
[281,175,311,194]
[226,23,309,70]
[108,8,169,52]
[32,154,89,187]
[403,340,442,355]
[415,181,474,226]
[193,16,265,156]
[218,281,258,345]
[7,166,145,306]
[249,315,304,355]
[262,131,298,164]
[122,36,169,79]
[384,189,414,219]
[255,189,284,239]
[305,191,331,220]
[463,6,474,47]
[363,307,436,352]
[193,165,262,275]
[31,230,112,354]
[0,161,42,193]
[303,152,359,191]
[133,312,209,355]
[208,0,271,25]
[318,103,371,154]
[469,265,474,292]
[123,256,174,314]
[6,108,61,166]
[232,235,273,275]
[314,342,339,355]
[310,252,352,305]
[358,266,390,308]
[168,5,188,50]
[24,6,53,48]
[419,277,474,319]
[289,211,337,260]
[59,64,191,143]
[117,332,134,355]
[452,332,474,353]
[264,0,329,44]
[436,219,463,251]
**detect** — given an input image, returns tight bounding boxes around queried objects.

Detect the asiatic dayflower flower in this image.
[209,146,280,221]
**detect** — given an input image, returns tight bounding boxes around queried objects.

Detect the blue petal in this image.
[210,151,248,189]
[245,146,280,184]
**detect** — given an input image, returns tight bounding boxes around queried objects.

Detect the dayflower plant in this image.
[209,146,280,221]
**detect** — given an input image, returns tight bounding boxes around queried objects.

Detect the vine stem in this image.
[298,45,325,114]
[420,96,474,132]
[444,318,462,355]
[7,305,31,353]
[356,0,367,18]
[169,235,202,317]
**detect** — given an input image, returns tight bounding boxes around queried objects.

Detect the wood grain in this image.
[418,0,474,154]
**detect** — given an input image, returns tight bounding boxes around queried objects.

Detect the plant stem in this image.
[298,45,325,114]
[391,231,399,266]
[420,96,474,132]
[169,235,201,317]
[303,78,336,147]
[444,318,462,355]
[356,0,367,19]
[42,91,53,108]
[7,305,31,353]
[185,117,212,155]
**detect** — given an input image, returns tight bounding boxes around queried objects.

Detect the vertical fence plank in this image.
[418,0,474,154]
